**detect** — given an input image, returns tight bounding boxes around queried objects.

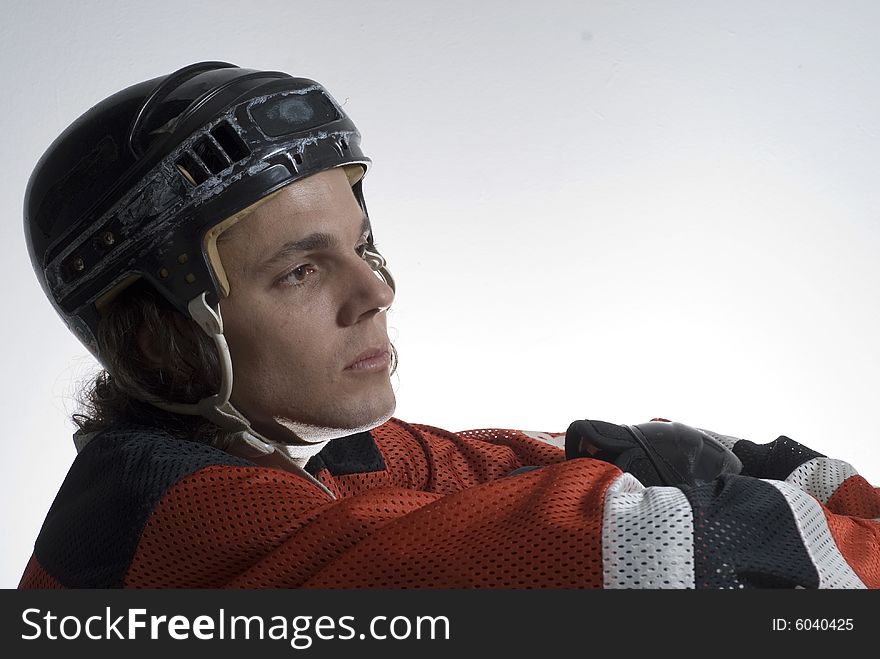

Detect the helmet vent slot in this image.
[175,153,209,186]
[210,122,250,162]
[193,136,230,175]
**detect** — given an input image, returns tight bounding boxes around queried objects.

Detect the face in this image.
[216,167,396,443]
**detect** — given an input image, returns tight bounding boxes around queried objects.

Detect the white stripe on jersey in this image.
[786,457,858,505]
[601,473,695,589]
[765,479,865,589]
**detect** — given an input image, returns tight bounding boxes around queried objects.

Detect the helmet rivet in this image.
[101,231,115,246]
[72,257,85,272]
[178,253,189,264]
[158,268,169,279]
[185,273,196,284]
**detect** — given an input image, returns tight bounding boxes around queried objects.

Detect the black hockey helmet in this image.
[25,61,393,359]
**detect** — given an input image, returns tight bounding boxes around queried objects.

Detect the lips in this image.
[345,345,391,370]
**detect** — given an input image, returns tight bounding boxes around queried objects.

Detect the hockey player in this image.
[20,62,880,588]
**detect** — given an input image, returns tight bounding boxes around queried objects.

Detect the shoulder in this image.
[32,424,256,587]
[71,423,254,491]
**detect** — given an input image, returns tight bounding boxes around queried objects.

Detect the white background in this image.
[2,0,879,587]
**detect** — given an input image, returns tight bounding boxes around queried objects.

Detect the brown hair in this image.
[74,279,224,442]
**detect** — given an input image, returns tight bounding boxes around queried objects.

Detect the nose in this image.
[338,251,395,326]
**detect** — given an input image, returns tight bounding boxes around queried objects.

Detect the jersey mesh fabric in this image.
[786,457,859,504]
[127,421,602,588]
[22,426,251,588]
[686,476,820,588]
[405,422,566,493]
[821,509,880,587]
[19,555,63,588]
[125,466,440,588]
[826,476,880,519]
[765,479,864,588]
[300,460,610,588]
[733,435,823,480]
[601,474,694,588]
[18,417,880,589]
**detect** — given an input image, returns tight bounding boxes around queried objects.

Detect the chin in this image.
[273,393,396,443]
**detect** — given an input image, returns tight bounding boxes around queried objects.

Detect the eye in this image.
[280,263,317,287]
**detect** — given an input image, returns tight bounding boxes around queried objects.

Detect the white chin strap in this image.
[148,293,245,429]
[147,292,336,499]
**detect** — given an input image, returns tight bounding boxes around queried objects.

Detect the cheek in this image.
[221,295,330,377]
[222,298,273,368]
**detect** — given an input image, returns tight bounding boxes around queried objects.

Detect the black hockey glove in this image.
[565,418,743,488]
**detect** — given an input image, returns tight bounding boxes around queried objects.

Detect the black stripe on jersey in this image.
[684,475,820,589]
[34,426,252,588]
[305,431,384,476]
[732,435,824,480]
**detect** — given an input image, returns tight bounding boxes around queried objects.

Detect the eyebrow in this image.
[256,214,372,274]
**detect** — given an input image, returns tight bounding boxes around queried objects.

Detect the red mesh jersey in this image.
[18,417,880,588]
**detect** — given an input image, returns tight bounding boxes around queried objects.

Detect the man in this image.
[20,62,880,588]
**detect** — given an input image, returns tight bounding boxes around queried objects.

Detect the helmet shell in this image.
[25,62,371,356]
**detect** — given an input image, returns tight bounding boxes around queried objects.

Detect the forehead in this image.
[217,168,363,267]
